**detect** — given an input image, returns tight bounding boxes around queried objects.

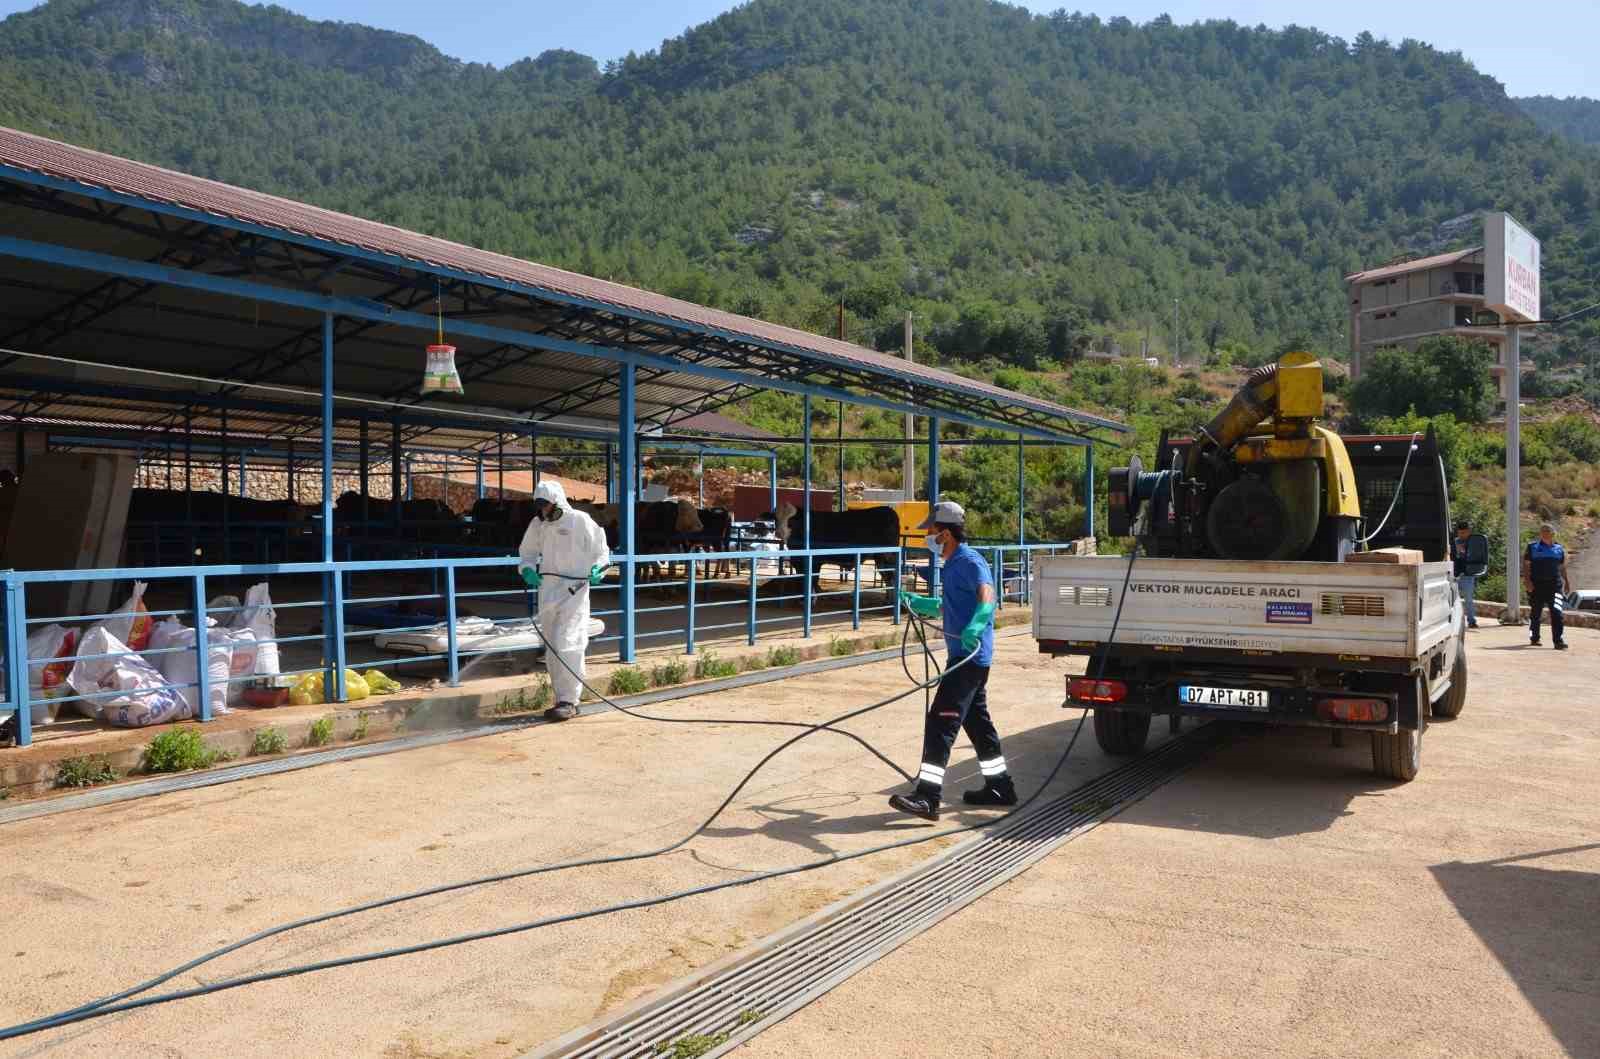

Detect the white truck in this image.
[1034,425,1467,782]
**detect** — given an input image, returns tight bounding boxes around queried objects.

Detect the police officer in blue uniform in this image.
[892,501,1011,822]
[1523,522,1571,650]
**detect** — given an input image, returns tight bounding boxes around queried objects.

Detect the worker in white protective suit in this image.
[517,480,610,721]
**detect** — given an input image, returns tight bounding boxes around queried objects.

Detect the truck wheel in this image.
[1370,727,1421,781]
[1094,708,1151,756]
[1433,648,1467,720]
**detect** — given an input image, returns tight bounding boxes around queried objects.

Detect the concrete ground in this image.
[0,630,1110,1058]
[736,620,1600,1059]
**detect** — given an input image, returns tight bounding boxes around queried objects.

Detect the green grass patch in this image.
[871,634,896,650]
[653,1032,731,1058]
[828,636,856,657]
[141,729,230,774]
[306,716,335,747]
[607,667,649,695]
[693,652,739,679]
[735,1009,767,1026]
[766,646,801,668]
[351,712,370,741]
[650,658,688,687]
[739,652,769,672]
[250,727,287,756]
[55,755,119,788]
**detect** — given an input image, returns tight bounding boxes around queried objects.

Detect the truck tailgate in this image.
[1033,555,1456,660]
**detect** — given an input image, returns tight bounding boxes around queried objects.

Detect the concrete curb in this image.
[1472,599,1600,630]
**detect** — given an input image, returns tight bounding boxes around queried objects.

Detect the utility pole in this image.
[1172,298,1180,367]
[903,311,915,501]
[1503,325,1522,621]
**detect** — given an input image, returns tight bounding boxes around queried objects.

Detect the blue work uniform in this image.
[939,543,996,665]
[1526,539,1567,645]
[911,544,1006,801]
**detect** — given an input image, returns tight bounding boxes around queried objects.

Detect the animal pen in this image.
[0,125,1125,746]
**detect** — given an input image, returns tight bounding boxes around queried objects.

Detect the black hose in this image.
[2,551,1142,1042]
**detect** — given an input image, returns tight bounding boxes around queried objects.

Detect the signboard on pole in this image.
[1484,212,1540,324]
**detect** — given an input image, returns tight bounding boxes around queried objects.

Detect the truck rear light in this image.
[1068,677,1128,704]
[1316,697,1389,723]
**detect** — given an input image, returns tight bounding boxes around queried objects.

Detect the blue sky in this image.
[1,0,1594,98]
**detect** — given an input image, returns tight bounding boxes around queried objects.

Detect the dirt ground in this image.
[0,632,1110,1058]
[735,621,1600,1059]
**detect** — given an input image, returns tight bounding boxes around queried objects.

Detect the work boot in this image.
[544,702,578,722]
[888,790,940,821]
[1529,637,1541,647]
[1554,641,1569,651]
[962,777,1019,807]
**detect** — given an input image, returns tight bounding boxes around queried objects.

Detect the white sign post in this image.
[1484,212,1540,623]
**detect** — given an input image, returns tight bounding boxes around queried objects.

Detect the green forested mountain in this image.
[1518,95,1600,148]
[1,0,1598,374]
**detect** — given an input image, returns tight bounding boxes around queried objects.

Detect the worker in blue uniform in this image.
[892,501,1010,821]
[1523,522,1571,650]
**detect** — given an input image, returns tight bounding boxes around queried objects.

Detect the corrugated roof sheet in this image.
[0,125,1124,435]
[670,411,775,439]
[1345,248,1482,285]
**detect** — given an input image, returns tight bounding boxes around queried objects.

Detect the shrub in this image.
[693,653,739,679]
[351,712,370,741]
[250,727,287,756]
[56,755,118,788]
[608,667,649,695]
[828,637,856,657]
[306,716,335,747]
[766,646,801,667]
[142,729,228,774]
[650,659,688,687]
[739,653,769,672]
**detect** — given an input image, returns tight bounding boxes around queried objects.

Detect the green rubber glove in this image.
[901,592,942,619]
[959,601,996,654]
[521,567,541,589]
[588,564,606,587]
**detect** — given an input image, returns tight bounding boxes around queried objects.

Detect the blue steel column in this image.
[1017,434,1025,546]
[531,433,539,489]
[619,363,637,662]
[321,314,345,701]
[928,415,941,596]
[239,454,248,498]
[802,395,813,638]
[6,576,30,747]
[604,442,615,503]
[767,454,778,519]
[1084,443,1095,538]
[475,454,485,500]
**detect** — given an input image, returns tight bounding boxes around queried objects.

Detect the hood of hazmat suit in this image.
[517,478,610,706]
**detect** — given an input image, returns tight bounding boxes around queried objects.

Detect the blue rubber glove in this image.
[959,601,996,654]
[589,564,606,587]
[521,567,541,589]
[901,592,941,619]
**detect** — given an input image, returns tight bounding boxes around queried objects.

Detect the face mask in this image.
[543,504,564,522]
[925,533,943,553]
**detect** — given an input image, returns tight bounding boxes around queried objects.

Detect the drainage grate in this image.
[530,724,1227,1059]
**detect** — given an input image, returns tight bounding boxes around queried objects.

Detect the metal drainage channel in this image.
[531,722,1229,1059]
[0,646,916,827]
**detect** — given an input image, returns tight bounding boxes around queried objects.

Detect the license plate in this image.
[1179,685,1271,710]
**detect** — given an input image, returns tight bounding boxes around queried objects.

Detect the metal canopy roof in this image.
[0,125,1125,452]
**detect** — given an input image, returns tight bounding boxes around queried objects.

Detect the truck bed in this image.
[1033,554,1457,665]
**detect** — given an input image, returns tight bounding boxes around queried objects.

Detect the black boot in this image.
[963,777,1018,806]
[544,702,577,722]
[889,789,941,821]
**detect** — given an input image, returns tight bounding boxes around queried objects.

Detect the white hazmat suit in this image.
[516,480,610,707]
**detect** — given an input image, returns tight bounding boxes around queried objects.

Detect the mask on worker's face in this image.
[925,531,943,554]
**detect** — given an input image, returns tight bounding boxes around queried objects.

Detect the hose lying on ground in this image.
[2,550,1141,1041]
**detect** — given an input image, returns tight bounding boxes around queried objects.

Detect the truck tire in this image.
[1433,648,1467,719]
[1094,708,1151,756]
[1370,727,1421,781]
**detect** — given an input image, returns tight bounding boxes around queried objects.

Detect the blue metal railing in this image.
[0,541,1082,747]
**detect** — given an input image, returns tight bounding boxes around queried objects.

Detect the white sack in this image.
[147,618,232,718]
[67,626,188,727]
[233,582,279,676]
